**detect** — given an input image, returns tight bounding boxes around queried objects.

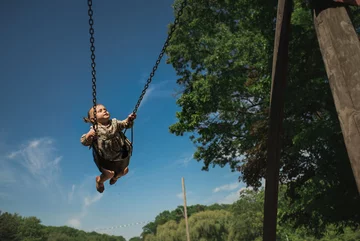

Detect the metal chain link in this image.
[131,0,187,115]
[87,0,187,131]
[88,0,97,131]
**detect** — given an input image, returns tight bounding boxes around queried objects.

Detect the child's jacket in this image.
[80,118,133,163]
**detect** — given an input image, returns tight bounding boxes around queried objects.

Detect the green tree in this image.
[18,216,44,241]
[143,233,157,241]
[188,210,231,241]
[0,211,127,241]
[228,188,264,241]
[156,220,182,241]
[0,212,22,241]
[165,0,360,236]
[46,232,72,241]
[129,237,142,241]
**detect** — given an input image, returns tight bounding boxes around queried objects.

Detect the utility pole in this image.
[182,177,191,241]
[313,0,360,193]
[262,1,293,241]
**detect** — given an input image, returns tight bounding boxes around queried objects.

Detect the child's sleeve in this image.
[115,118,134,131]
[80,128,92,146]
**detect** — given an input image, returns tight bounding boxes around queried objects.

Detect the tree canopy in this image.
[0,211,126,241]
[2,186,359,241]
[165,0,360,236]
[141,187,360,241]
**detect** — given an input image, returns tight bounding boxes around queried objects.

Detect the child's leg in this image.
[109,166,129,185]
[95,168,115,193]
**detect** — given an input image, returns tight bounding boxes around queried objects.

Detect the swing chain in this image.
[88,0,97,130]
[131,0,187,115]
[87,0,187,130]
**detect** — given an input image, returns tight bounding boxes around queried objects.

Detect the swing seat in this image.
[90,132,133,173]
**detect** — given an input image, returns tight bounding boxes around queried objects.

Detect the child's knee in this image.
[103,170,115,179]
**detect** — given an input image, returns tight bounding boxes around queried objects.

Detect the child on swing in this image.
[80,104,136,193]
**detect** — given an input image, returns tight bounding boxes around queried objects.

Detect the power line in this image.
[92,220,151,232]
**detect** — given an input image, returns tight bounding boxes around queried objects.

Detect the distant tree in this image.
[156,220,181,241]
[18,216,44,241]
[188,210,232,241]
[129,237,142,241]
[143,233,157,241]
[0,212,22,241]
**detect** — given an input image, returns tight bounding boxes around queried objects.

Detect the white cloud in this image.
[84,193,102,207]
[137,86,155,110]
[0,136,106,232]
[173,155,194,168]
[136,79,174,111]
[66,179,104,229]
[213,181,241,193]
[68,184,76,203]
[182,156,192,167]
[6,137,62,187]
[67,218,81,229]
[6,150,21,159]
[217,191,240,204]
[217,187,252,204]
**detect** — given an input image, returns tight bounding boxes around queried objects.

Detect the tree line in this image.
[2,186,359,241]
[141,186,360,241]
[0,211,128,241]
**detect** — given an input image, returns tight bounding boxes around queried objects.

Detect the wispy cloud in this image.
[67,218,82,229]
[217,187,249,204]
[200,181,248,205]
[0,136,105,232]
[84,193,102,208]
[137,86,155,110]
[213,181,241,193]
[6,137,62,187]
[136,79,174,110]
[66,192,103,228]
[173,154,194,168]
[68,184,76,203]
[66,176,104,229]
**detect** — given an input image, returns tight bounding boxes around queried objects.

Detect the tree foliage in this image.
[165,0,360,235]
[0,211,126,241]
[2,186,359,241]
[129,237,142,241]
[141,203,230,236]
[141,187,360,241]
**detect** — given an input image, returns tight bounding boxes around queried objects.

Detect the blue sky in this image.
[0,0,250,239]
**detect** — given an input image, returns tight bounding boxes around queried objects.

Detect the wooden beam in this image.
[262,1,293,241]
[313,3,360,193]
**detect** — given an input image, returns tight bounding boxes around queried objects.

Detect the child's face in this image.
[92,105,110,123]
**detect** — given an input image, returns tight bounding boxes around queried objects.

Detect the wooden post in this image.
[182,177,191,241]
[262,1,292,241]
[313,2,360,193]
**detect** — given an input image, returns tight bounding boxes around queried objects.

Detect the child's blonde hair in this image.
[83,104,102,124]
